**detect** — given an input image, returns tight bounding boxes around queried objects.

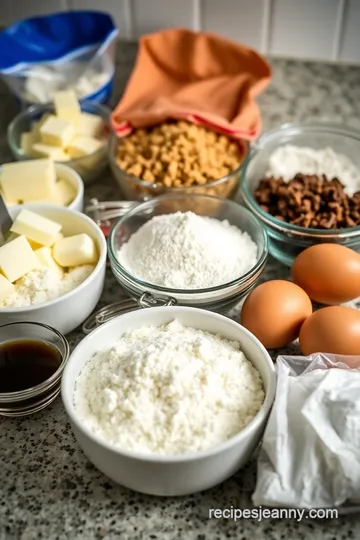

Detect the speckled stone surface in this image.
[1,41,360,539]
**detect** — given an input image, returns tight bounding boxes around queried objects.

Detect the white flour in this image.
[74,320,265,455]
[117,211,258,289]
[0,265,94,308]
[266,145,360,197]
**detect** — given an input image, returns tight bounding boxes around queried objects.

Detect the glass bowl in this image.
[108,194,268,314]
[0,322,70,417]
[108,134,247,201]
[240,122,360,266]
[7,101,111,184]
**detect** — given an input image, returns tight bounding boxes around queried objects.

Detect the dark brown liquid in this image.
[0,339,62,393]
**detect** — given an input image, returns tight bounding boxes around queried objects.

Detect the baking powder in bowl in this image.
[74,320,265,455]
[116,211,258,289]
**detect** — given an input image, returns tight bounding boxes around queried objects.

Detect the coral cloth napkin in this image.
[111,29,271,140]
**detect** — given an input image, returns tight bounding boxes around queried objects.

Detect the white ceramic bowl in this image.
[0,204,107,334]
[5,163,84,213]
[62,306,276,496]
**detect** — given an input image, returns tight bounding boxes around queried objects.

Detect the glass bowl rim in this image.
[241,121,360,237]
[0,321,70,402]
[7,101,111,165]
[108,133,248,191]
[108,192,269,295]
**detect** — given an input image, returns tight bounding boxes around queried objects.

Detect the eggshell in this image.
[292,244,360,305]
[240,280,313,349]
[299,306,360,356]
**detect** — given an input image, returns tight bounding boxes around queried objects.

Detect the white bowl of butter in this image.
[0,159,84,212]
[0,204,106,334]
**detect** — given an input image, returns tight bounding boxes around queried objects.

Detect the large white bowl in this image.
[0,203,107,334]
[62,306,276,496]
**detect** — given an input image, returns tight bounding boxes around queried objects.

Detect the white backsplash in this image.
[1,0,360,64]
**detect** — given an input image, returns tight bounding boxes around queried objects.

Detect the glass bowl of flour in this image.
[108,194,268,314]
[241,122,360,266]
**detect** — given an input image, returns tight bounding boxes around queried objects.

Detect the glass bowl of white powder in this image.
[108,194,268,314]
[241,122,360,265]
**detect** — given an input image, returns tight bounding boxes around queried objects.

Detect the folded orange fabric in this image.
[112,28,271,140]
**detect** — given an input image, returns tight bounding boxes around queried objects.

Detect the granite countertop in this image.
[1,41,360,540]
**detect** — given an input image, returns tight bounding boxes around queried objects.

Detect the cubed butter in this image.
[0,159,56,203]
[77,112,104,138]
[31,113,51,140]
[10,209,62,247]
[54,179,76,205]
[67,136,105,159]
[0,274,15,302]
[40,115,75,147]
[0,235,38,282]
[34,246,63,278]
[21,132,37,157]
[53,233,97,267]
[32,143,70,161]
[53,90,81,124]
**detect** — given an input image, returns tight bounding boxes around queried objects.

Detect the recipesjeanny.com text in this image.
[209,507,338,522]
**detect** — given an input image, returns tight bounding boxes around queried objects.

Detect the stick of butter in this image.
[11,209,62,247]
[53,233,98,267]
[0,235,38,282]
[0,159,56,203]
[0,274,15,302]
[40,115,75,147]
[53,90,81,124]
[35,246,63,278]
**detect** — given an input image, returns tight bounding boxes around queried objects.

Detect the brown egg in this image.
[240,280,313,349]
[299,306,360,356]
[292,244,360,305]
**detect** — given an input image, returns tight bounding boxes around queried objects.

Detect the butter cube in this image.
[0,159,56,203]
[31,113,51,140]
[0,274,15,302]
[32,143,70,161]
[34,247,63,278]
[40,115,75,147]
[54,179,77,205]
[53,233,98,267]
[77,112,104,138]
[53,90,81,124]
[21,132,37,157]
[67,136,105,159]
[0,235,38,282]
[27,231,61,250]
[10,209,62,247]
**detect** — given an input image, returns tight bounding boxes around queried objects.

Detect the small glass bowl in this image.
[0,322,70,417]
[240,122,360,266]
[7,101,111,184]
[108,194,268,314]
[108,134,247,201]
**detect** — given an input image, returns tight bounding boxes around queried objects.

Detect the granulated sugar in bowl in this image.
[108,194,268,314]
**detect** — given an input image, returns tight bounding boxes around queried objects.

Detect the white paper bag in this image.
[252,353,360,509]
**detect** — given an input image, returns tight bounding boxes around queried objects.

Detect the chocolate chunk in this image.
[253,173,360,229]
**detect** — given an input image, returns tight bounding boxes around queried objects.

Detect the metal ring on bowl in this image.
[82,292,177,334]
